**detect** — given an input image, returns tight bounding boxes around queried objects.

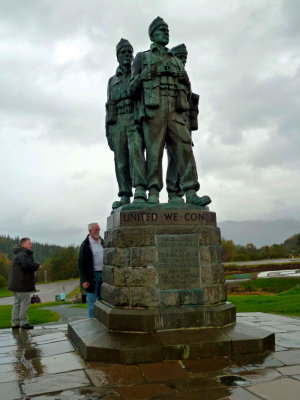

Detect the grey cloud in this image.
[1,0,300,245]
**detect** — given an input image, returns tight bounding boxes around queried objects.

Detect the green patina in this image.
[105,17,211,210]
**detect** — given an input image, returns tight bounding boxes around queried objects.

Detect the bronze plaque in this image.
[156,234,200,290]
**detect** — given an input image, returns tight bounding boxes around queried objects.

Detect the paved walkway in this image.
[0,279,80,305]
[1,312,300,399]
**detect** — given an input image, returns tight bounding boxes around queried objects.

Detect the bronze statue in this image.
[130,17,211,206]
[166,43,200,203]
[105,39,147,209]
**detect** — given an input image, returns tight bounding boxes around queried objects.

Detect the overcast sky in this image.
[1,0,299,246]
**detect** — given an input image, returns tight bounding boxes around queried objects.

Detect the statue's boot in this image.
[148,188,159,204]
[186,191,211,207]
[133,186,147,203]
[112,196,130,209]
[168,192,185,204]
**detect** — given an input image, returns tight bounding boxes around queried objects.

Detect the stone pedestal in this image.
[95,208,235,331]
[69,206,275,363]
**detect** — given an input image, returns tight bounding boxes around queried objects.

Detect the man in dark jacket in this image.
[78,223,104,318]
[8,237,40,329]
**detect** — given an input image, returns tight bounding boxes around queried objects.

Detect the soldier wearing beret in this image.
[106,39,147,209]
[130,17,210,206]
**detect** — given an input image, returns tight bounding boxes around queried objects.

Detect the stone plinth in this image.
[95,208,235,331]
[69,206,275,363]
[68,318,275,364]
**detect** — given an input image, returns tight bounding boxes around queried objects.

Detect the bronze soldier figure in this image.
[106,39,147,209]
[130,17,211,206]
[166,43,200,203]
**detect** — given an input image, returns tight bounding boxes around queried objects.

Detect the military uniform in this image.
[106,66,146,201]
[131,44,200,196]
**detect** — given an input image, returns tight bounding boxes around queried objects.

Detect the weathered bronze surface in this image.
[105,17,211,208]
[105,39,146,209]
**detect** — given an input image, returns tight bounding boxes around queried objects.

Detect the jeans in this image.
[87,271,102,318]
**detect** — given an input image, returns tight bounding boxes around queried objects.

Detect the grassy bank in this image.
[0,288,13,298]
[229,287,300,316]
[0,302,67,328]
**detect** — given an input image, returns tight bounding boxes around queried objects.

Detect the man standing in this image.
[106,38,147,209]
[130,17,211,207]
[78,223,104,318]
[8,237,40,329]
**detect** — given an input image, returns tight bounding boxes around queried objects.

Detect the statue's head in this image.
[171,43,188,66]
[148,17,169,46]
[116,38,133,68]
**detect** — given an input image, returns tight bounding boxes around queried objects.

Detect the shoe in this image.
[133,186,147,201]
[112,196,130,209]
[168,194,185,204]
[12,325,20,329]
[148,193,159,203]
[21,323,34,330]
[186,194,212,207]
[148,189,159,204]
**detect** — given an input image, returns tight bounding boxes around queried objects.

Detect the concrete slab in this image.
[275,333,300,348]
[31,352,86,375]
[0,355,17,365]
[1,312,300,399]
[21,370,90,396]
[26,339,75,358]
[242,368,282,384]
[0,380,22,400]
[274,349,300,365]
[276,364,300,375]
[247,377,300,400]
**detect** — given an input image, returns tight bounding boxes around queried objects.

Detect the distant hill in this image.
[219,219,300,247]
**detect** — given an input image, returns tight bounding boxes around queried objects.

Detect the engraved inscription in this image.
[156,234,200,290]
[111,210,216,227]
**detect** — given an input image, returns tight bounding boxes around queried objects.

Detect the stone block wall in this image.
[95,208,235,331]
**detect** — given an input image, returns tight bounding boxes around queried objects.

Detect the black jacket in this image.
[8,246,40,292]
[78,235,104,293]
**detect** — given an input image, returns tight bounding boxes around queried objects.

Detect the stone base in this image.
[95,301,236,331]
[68,318,275,364]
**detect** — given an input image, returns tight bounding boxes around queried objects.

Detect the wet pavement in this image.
[1,312,300,399]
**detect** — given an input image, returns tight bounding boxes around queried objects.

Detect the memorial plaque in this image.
[156,234,200,290]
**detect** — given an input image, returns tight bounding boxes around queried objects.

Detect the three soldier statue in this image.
[105,17,211,210]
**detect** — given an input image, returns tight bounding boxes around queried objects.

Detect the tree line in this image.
[1,232,299,288]
[222,233,300,262]
[0,235,79,288]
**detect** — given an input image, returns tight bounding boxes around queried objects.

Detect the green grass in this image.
[66,285,81,299]
[69,303,87,308]
[0,303,60,328]
[33,301,72,307]
[241,278,300,293]
[226,273,254,280]
[228,290,300,316]
[0,288,13,298]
